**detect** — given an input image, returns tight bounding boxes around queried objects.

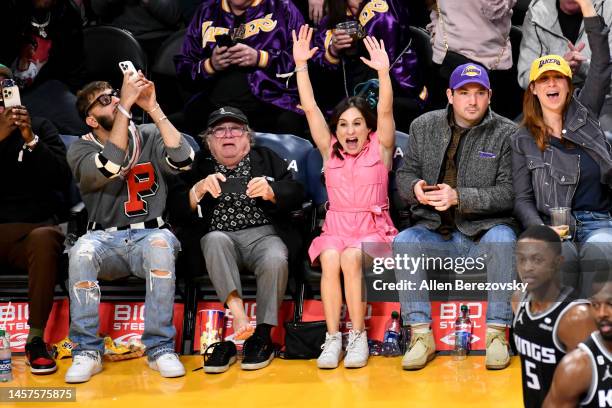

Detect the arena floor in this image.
[3,355,523,407]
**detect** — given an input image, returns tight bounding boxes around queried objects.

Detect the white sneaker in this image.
[148,353,186,378]
[344,330,369,368]
[65,351,102,383]
[317,332,344,369]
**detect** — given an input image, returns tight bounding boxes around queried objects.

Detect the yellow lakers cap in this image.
[529,54,572,82]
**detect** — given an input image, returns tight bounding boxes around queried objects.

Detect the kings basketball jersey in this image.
[513,287,588,408]
[579,331,612,408]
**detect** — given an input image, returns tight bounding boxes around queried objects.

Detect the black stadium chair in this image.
[254,133,313,187]
[389,130,411,231]
[151,28,189,119]
[408,25,444,109]
[82,26,148,90]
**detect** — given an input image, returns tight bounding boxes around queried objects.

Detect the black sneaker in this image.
[241,334,274,370]
[25,337,57,375]
[203,341,237,374]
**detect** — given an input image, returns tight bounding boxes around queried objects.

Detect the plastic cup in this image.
[550,207,572,240]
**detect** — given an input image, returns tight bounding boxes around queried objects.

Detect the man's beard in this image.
[94,114,114,132]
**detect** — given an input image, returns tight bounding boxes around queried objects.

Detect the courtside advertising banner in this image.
[0,301,184,352]
[0,300,69,352]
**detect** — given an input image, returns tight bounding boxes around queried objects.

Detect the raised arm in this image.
[292,24,332,161]
[360,36,395,168]
[575,0,611,115]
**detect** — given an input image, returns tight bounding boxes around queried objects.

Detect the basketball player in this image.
[543,269,612,408]
[512,225,597,408]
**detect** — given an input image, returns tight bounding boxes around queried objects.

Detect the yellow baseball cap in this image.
[529,55,572,82]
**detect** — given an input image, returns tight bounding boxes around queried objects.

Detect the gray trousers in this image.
[200,225,288,326]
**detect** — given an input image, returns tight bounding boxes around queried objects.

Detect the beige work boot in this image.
[401,330,435,370]
[485,328,510,370]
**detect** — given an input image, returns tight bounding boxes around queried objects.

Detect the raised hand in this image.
[360,36,389,72]
[574,0,596,17]
[119,71,146,110]
[292,25,319,65]
[135,73,158,112]
[563,42,587,74]
[308,0,324,25]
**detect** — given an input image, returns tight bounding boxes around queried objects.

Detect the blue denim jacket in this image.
[511,16,612,228]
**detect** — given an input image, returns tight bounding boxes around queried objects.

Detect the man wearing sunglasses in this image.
[168,106,304,373]
[64,71,194,383]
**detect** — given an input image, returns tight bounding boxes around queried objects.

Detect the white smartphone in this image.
[2,80,21,108]
[118,60,138,76]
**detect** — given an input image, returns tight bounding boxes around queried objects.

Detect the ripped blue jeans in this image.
[68,228,180,360]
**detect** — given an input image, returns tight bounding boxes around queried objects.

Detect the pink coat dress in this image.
[308,132,398,263]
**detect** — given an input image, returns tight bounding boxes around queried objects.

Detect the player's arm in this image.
[542,348,592,408]
[557,304,597,350]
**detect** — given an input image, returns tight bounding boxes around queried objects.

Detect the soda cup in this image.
[199,309,225,354]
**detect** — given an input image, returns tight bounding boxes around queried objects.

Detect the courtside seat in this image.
[389,130,411,231]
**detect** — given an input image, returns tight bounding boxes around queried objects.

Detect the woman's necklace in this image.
[31,12,51,38]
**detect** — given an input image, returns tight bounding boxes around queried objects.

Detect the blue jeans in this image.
[68,228,180,360]
[393,225,516,326]
[561,211,612,295]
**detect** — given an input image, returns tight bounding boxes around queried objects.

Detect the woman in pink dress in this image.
[292,25,397,369]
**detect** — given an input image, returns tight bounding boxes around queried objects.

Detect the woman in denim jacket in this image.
[511,0,612,293]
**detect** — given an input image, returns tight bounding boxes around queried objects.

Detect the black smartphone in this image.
[220,177,247,194]
[215,33,235,48]
[422,185,440,192]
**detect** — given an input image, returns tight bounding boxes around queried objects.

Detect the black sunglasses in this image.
[86,89,119,115]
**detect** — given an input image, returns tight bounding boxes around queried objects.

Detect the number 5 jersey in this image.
[513,286,589,408]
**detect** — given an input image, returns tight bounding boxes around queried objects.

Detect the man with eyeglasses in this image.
[64,71,195,383]
[168,106,304,373]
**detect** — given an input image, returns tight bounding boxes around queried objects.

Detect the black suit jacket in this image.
[168,145,305,278]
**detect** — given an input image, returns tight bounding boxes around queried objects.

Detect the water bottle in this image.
[0,330,12,382]
[381,311,402,357]
[453,305,472,361]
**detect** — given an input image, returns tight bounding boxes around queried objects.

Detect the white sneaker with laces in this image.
[148,353,186,378]
[344,330,369,368]
[317,332,344,369]
[65,351,102,383]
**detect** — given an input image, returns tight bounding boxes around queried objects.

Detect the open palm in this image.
[360,36,389,72]
[292,24,318,64]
